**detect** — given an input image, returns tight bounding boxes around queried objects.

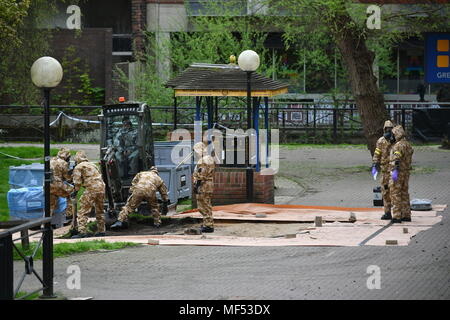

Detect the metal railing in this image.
[1,102,450,141]
[0,217,54,300]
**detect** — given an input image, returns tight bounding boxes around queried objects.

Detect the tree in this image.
[271,0,450,154]
[0,0,76,104]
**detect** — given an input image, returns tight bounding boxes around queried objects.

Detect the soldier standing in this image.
[110,166,169,230]
[71,151,106,238]
[50,147,74,217]
[372,120,395,220]
[193,141,216,233]
[389,125,414,223]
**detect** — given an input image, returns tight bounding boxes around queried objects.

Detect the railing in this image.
[1,103,450,142]
[0,217,54,300]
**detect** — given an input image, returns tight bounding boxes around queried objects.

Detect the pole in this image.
[41,88,54,299]
[173,94,177,131]
[246,71,253,203]
[0,235,14,300]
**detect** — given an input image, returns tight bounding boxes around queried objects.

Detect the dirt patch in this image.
[55,217,313,239]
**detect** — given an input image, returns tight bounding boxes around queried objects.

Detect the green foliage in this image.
[0,0,82,105]
[52,45,105,109]
[13,240,139,260]
[121,1,272,108]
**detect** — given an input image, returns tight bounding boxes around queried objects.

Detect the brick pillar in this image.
[132,0,147,57]
[192,167,275,207]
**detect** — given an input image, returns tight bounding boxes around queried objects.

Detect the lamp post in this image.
[238,50,260,203]
[30,56,63,298]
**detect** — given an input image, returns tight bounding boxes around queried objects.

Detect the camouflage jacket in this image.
[114,128,138,153]
[50,157,71,183]
[372,137,392,171]
[389,126,414,172]
[193,155,215,194]
[130,171,169,201]
[73,161,105,192]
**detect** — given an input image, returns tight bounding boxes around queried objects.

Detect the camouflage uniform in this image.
[72,151,106,234]
[372,120,394,215]
[50,148,73,216]
[388,125,414,220]
[193,142,216,228]
[113,120,139,178]
[117,168,169,225]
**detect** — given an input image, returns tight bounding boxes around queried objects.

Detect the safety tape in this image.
[394,151,402,156]
[0,150,42,161]
[49,111,181,127]
[374,149,381,155]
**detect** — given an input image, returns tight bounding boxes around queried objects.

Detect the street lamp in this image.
[30,56,63,298]
[238,50,260,203]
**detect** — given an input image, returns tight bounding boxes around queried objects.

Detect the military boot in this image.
[200,226,214,233]
[94,232,106,237]
[381,212,392,220]
[401,217,411,222]
[71,233,90,239]
[391,218,402,223]
[110,220,129,230]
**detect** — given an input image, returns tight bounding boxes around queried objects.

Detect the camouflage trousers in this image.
[380,171,392,214]
[196,192,214,227]
[118,189,161,225]
[389,171,411,220]
[77,190,105,234]
[50,181,73,216]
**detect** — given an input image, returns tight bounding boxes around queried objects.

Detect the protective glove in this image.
[161,201,168,215]
[371,163,378,178]
[392,167,399,182]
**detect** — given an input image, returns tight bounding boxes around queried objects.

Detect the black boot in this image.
[200,226,214,233]
[401,217,411,222]
[71,233,90,239]
[381,212,392,220]
[391,218,402,223]
[94,232,106,237]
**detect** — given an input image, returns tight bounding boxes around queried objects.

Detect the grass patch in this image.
[176,198,192,213]
[15,291,41,300]
[13,240,139,261]
[0,147,59,222]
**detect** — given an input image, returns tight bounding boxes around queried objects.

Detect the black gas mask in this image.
[384,128,394,143]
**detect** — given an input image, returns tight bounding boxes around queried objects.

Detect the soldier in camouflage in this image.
[372,120,395,220]
[388,125,414,223]
[193,141,216,233]
[113,116,139,178]
[50,147,74,217]
[71,151,106,238]
[110,166,169,230]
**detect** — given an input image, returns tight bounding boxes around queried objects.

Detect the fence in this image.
[0,217,54,300]
[1,102,449,143]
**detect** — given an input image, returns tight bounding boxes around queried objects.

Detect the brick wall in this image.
[51,28,112,103]
[132,0,147,55]
[193,167,275,207]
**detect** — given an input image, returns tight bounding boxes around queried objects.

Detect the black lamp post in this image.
[238,50,260,203]
[30,56,63,298]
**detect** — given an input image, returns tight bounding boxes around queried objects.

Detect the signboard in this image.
[425,33,450,83]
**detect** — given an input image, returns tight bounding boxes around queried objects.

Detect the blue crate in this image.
[9,163,44,189]
[7,186,66,220]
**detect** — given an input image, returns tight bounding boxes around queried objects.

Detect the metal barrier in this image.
[0,217,54,300]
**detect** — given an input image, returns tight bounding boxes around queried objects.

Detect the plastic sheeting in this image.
[9,163,44,189]
[7,186,66,220]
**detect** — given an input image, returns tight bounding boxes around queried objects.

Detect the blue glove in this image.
[392,168,399,182]
[371,165,378,178]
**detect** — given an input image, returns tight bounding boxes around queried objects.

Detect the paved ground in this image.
[12,144,450,299]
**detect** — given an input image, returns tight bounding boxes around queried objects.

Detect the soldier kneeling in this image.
[110,166,169,230]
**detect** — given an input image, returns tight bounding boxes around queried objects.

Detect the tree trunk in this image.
[331,11,388,156]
